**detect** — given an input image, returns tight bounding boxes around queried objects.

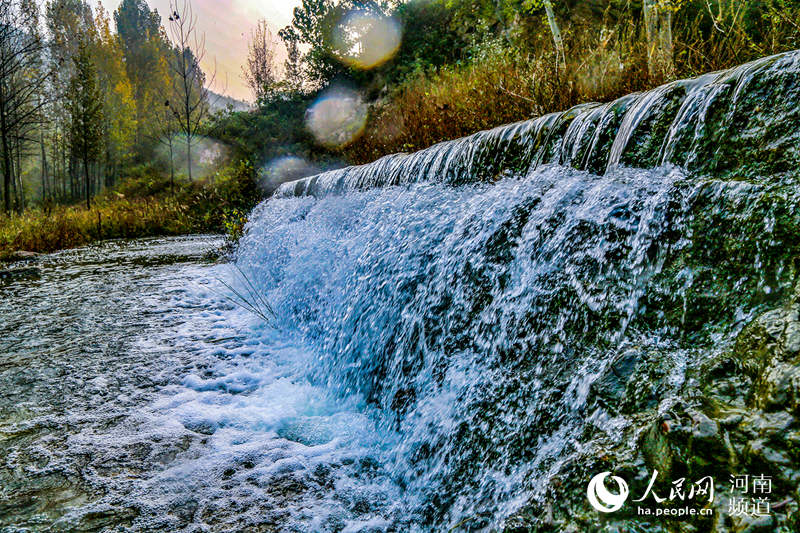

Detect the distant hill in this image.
[208,90,250,112]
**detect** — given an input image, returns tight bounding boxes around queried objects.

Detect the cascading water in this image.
[275,50,799,198]
[4,52,795,532]
[224,50,800,530]
[237,166,695,528]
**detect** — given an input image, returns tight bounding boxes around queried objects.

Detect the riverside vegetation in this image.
[0,162,258,261]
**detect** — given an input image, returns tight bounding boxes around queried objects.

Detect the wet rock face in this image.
[588,347,681,416]
[252,166,800,529]
[523,290,800,532]
[613,82,689,170]
[259,51,800,528]
[641,177,800,337]
[689,54,800,179]
[737,304,800,412]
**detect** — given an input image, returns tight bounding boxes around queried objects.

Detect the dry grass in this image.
[344,3,800,164]
[347,54,561,162]
[0,197,194,260]
[345,32,652,163]
[673,0,800,75]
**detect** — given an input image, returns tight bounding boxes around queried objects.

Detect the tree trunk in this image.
[53,133,62,202]
[1,108,13,214]
[186,135,192,181]
[40,129,49,204]
[69,157,75,200]
[543,0,566,69]
[10,165,17,210]
[644,0,674,80]
[1,148,9,213]
[84,155,91,211]
[15,138,24,212]
[168,136,175,195]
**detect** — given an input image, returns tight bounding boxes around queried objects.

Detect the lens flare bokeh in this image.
[259,156,319,193]
[333,11,402,70]
[155,134,228,180]
[306,86,368,148]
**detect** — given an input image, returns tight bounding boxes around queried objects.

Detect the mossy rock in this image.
[511,295,800,532]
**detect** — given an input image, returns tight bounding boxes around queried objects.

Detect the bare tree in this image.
[0,0,49,213]
[166,0,211,182]
[243,19,278,104]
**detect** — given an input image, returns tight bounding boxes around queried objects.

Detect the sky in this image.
[97,0,301,101]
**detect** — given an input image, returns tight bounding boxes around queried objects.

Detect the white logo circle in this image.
[587,471,629,513]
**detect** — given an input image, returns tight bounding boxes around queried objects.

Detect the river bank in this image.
[0,162,260,263]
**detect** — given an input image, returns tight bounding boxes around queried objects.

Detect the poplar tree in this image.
[46,0,95,202]
[66,40,103,210]
[114,0,171,146]
[92,4,137,187]
[542,0,565,69]
[243,19,278,105]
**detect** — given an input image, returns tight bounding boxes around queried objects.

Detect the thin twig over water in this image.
[216,264,276,325]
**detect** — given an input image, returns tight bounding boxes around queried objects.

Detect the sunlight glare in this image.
[306,86,368,148]
[333,11,402,70]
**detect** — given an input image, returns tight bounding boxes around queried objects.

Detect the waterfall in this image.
[232,50,800,529]
[276,50,799,199]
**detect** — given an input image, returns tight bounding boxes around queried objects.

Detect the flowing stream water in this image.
[0,236,408,531]
[0,166,688,531]
[1,51,799,532]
